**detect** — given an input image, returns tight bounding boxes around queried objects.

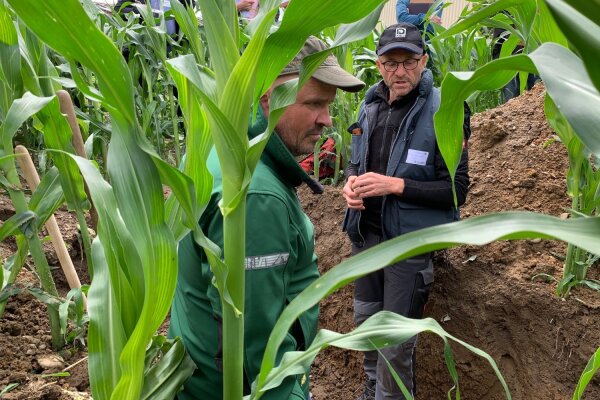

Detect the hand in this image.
[352,172,404,198]
[280,1,289,8]
[429,15,442,24]
[237,0,253,11]
[343,176,365,210]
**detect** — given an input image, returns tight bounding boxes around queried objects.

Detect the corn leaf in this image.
[257,312,509,400]
[255,0,386,98]
[0,92,53,150]
[140,337,196,400]
[0,1,22,103]
[165,63,213,241]
[6,0,135,121]
[434,53,536,184]
[197,0,239,93]
[257,212,600,392]
[27,166,65,231]
[87,239,127,400]
[434,0,531,41]
[436,43,600,185]
[532,0,568,47]
[37,98,88,211]
[545,0,600,91]
[169,0,204,63]
[528,43,600,156]
[0,211,35,242]
[573,347,600,400]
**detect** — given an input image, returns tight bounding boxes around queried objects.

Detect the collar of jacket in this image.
[364,68,434,105]
[247,107,324,194]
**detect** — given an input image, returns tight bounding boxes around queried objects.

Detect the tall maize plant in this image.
[5,0,199,398]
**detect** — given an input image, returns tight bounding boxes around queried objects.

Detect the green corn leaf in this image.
[434,53,536,185]
[0,211,36,242]
[167,55,246,203]
[87,239,127,400]
[294,8,383,89]
[104,132,178,399]
[165,63,213,241]
[27,166,65,231]
[436,43,600,187]
[0,92,53,151]
[434,0,529,40]
[248,5,383,176]
[246,79,299,175]
[37,97,89,211]
[192,225,240,316]
[0,284,23,304]
[378,346,414,400]
[0,1,22,103]
[140,336,196,400]
[573,347,600,400]
[58,286,84,337]
[67,154,144,335]
[545,0,600,92]
[257,212,600,393]
[197,0,239,93]
[18,29,44,96]
[255,0,386,98]
[222,7,276,153]
[529,43,600,156]
[0,236,28,293]
[170,0,205,63]
[256,312,509,399]
[532,0,568,47]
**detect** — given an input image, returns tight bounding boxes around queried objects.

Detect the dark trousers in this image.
[353,230,433,400]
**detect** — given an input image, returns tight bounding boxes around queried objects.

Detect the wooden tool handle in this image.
[15,145,86,306]
[56,90,86,158]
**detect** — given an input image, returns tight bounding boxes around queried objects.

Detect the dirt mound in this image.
[299,84,600,399]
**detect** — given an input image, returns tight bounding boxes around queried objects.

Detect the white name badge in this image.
[406,149,429,166]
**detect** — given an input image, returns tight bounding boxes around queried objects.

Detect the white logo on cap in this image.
[395,28,407,38]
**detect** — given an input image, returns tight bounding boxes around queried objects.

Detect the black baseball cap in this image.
[376,23,425,56]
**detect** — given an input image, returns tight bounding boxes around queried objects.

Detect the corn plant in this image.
[544,97,600,295]
[5,0,201,398]
[574,347,600,400]
[431,0,600,296]
[0,1,95,349]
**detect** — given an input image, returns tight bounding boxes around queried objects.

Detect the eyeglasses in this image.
[381,58,421,72]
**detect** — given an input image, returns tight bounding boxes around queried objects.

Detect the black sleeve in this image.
[401,102,471,209]
[346,162,359,179]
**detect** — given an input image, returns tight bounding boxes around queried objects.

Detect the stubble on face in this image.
[275,78,336,156]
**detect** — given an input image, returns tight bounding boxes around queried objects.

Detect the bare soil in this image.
[1,83,599,399]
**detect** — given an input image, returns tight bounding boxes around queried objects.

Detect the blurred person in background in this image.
[396,0,442,35]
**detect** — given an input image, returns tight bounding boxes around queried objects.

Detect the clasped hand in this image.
[343,173,404,210]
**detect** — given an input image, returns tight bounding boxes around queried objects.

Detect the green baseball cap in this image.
[281,36,365,93]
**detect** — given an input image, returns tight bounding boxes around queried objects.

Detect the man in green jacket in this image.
[169,37,364,400]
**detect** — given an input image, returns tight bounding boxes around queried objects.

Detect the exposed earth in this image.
[1,84,599,399]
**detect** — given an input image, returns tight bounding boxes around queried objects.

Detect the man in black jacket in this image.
[342,23,470,400]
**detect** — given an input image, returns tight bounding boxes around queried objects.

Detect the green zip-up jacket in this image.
[169,110,320,400]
